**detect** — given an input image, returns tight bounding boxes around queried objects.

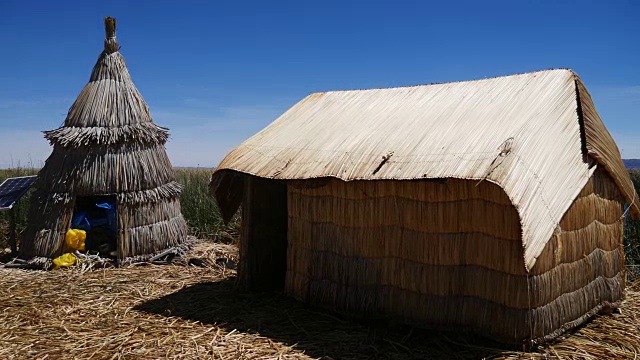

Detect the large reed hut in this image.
[210,69,639,344]
[19,17,189,265]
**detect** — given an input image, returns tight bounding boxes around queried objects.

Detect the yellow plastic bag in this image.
[52,253,77,269]
[65,228,86,252]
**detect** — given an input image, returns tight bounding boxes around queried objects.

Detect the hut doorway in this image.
[71,196,118,258]
[238,177,288,292]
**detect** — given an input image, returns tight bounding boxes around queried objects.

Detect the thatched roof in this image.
[36,16,180,197]
[20,17,188,262]
[210,69,638,270]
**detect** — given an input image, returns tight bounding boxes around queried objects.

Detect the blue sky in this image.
[0,0,638,168]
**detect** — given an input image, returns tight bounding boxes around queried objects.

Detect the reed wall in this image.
[19,191,189,261]
[284,167,625,344]
[525,167,624,342]
[20,191,75,259]
[118,198,189,259]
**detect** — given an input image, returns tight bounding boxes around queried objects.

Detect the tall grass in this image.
[625,170,640,279]
[174,168,240,243]
[0,167,38,248]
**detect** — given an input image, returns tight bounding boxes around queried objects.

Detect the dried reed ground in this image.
[0,241,638,360]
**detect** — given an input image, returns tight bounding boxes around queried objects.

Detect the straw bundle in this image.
[19,17,188,264]
[285,166,626,344]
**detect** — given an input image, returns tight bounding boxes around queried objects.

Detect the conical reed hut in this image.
[209,69,639,345]
[19,17,189,266]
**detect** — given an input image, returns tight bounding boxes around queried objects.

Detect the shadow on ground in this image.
[134,278,526,360]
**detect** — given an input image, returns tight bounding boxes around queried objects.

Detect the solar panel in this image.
[0,176,37,211]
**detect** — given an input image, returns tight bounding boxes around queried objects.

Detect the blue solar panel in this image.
[0,176,37,210]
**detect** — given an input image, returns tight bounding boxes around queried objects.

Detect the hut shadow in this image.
[134,278,523,360]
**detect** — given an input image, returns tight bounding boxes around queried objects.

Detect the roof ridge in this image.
[308,68,575,96]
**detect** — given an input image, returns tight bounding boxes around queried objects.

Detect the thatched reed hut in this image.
[20,17,189,265]
[209,69,639,344]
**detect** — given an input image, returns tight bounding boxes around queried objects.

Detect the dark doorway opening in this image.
[238,177,288,292]
[71,196,118,258]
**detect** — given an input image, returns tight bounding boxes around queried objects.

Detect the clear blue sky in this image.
[0,0,638,168]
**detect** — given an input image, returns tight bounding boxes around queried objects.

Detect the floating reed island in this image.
[210,69,639,346]
[2,240,640,359]
[18,17,190,268]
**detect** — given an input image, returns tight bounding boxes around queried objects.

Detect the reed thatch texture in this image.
[286,177,527,342]
[576,80,637,218]
[19,17,188,263]
[210,69,639,271]
[525,166,625,343]
[284,165,625,344]
[2,240,640,359]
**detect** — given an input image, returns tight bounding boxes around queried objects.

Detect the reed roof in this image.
[34,16,181,199]
[44,17,169,147]
[211,69,638,270]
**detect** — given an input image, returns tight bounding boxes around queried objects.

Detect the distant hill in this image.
[624,159,640,169]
